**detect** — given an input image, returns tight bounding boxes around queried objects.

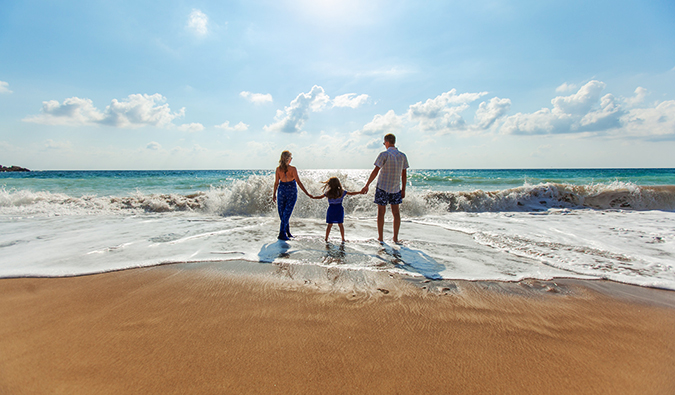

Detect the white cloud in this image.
[264,85,330,133]
[355,89,506,139]
[551,80,606,115]
[366,138,383,150]
[333,93,369,108]
[407,89,487,134]
[240,91,273,104]
[177,123,205,133]
[215,121,249,132]
[624,87,648,107]
[622,100,675,140]
[0,81,12,94]
[146,142,162,151]
[500,80,623,135]
[262,86,371,134]
[24,97,104,126]
[358,110,403,136]
[101,94,185,128]
[474,97,511,129]
[24,94,185,128]
[187,9,208,36]
[501,107,574,135]
[579,94,623,131]
[555,82,577,93]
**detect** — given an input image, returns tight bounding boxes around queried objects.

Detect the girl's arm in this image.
[272,168,280,203]
[345,191,362,196]
[293,167,312,197]
[309,194,325,200]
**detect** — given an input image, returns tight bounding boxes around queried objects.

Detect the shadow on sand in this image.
[257,240,292,263]
[377,243,444,280]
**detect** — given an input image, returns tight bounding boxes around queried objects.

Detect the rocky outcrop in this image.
[0,165,30,172]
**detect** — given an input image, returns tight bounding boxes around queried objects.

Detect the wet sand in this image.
[1,265,674,394]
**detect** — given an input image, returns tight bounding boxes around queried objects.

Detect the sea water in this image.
[1,169,674,290]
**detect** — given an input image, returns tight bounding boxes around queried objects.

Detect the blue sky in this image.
[1,0,674,170]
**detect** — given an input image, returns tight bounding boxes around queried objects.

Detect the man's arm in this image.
[401,168,407,199]
[361,166,380,194]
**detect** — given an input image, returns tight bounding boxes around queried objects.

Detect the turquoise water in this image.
[2,168,674,196]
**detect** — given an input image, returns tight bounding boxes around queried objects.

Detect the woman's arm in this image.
[293,167,312,197]
[272,168,280,203]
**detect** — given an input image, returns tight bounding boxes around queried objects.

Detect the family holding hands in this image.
[273,134,409,243]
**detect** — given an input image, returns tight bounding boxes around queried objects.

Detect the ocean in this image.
[1,168,674,290]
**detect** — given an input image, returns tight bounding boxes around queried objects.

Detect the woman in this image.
[273,151,311,240]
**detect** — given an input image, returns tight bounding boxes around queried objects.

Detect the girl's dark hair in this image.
[322,177,343,200]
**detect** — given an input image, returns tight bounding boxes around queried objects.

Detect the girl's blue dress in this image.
[326,191,347,224]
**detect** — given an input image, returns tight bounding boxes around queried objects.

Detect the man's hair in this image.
[384,134,396,145]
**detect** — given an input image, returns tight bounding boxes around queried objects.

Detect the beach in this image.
[2,169,675,393]
[2,263,674,394]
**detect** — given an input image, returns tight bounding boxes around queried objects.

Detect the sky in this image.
[1,0,675,170]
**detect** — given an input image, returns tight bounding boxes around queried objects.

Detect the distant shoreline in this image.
[0,165,30,172]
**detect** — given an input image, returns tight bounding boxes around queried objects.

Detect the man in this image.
[361,133,409,243]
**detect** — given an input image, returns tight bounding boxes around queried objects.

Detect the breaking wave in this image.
[421,182,675,212]
[1,176,674,217]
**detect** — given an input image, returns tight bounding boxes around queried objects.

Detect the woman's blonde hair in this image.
[278,151,292,172]
[322,177,344,200]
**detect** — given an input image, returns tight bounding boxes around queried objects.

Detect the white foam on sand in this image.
[2,207,673,290]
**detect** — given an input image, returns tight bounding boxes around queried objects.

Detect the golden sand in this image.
[1,266,674,394]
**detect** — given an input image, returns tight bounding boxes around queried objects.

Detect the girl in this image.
[310,177,363,242]
[273,151,311,240]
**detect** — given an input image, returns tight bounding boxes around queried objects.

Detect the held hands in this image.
[360,185,369,194]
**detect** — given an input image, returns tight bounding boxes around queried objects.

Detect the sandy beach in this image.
[1,264,674,394]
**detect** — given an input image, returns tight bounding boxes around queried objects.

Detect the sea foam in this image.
[2,179,674,217]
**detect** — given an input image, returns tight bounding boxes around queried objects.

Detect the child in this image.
[310,177,363,242]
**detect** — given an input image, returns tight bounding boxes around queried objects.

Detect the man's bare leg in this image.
[377,205,386,242]
[391,204,401,243]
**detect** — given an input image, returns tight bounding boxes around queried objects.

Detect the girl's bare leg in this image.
[325,224,333,242]
[338,223,345,242]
